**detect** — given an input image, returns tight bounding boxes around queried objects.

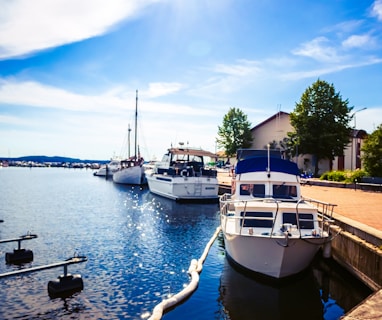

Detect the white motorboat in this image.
[113,90,146,185]
[93,159,121,177]
[146,145,219,201]
[220,148,336,279]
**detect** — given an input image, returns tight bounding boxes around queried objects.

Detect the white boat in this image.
[113,90,146,185]
[93,159,121,177]
[146,145,219,201]
[220,148,336,279]
[112,158,146,185]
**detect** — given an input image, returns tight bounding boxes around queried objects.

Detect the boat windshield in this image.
[239,183,298,199]
[272,184,297,199]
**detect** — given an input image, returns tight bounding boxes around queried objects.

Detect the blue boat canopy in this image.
[235,156,300,176]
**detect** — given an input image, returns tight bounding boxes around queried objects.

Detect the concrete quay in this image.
[217,170,382,319]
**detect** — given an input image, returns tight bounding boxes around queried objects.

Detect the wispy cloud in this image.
[145,82,185,98]
[342,34,377,49]
[0,0,160,59]
[281,57,382,81]
[371,0,382,20]
[291,37,340,62]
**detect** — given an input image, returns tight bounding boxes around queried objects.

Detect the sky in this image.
[0,0,381,161]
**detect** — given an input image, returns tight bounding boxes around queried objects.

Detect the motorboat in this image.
[146,145,219,201]
[219,148,336,279]
[93,159,121,177]
[112,90,146,185]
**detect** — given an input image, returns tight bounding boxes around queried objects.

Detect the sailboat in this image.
[113,90,146,185]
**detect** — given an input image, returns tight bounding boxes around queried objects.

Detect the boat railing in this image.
[220,194,336,238]
[299,197,337,236]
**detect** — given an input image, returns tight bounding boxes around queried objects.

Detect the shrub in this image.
[320,169,367,183]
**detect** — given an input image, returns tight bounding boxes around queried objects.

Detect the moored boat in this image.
[112,90,146,185]
[146,145,219,201]
[93,159,121,177]
[219,148,336,279]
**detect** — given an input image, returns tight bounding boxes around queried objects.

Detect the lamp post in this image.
[350,107,367,170]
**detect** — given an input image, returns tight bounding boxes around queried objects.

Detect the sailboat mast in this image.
[135,90,138,161]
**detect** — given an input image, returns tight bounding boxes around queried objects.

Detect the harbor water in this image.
[0,167,372,319]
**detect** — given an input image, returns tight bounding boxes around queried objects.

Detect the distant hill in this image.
[0,155,108,164]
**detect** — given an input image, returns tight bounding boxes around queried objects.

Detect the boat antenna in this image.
[267,144,271,178]
[135,90,138,161]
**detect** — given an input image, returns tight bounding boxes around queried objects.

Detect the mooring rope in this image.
[148,226,222,320]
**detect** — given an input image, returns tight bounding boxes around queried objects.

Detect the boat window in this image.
[299,213,314,229]
[283,213,314,229]
[240,184,251,195]
[241,211,273,228]
[272,184,297,199]
[252,184,265,197]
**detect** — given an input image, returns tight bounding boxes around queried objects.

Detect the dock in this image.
[217,170,382,319]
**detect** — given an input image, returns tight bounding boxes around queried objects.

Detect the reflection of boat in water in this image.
[219,257,323,320]
[220,148,336,279]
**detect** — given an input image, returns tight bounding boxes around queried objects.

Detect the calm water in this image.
[0,167,371,319]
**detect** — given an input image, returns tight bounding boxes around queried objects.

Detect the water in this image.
[0,167,372,319]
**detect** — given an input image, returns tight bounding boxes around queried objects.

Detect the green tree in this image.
[217,107,253,157]
[289,79,353,176]
[361,124,382,177]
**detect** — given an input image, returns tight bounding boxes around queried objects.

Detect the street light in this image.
[350,107,367,170]
[353,107,367,129]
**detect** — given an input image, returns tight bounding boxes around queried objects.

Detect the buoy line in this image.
[148,226,222,320]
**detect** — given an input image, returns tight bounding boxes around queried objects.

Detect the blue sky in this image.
[0,0,381,161]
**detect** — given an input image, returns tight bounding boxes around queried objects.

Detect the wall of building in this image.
[250,112,366,175]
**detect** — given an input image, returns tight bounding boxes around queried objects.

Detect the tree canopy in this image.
[361,124,382,177]
[289,79,353,176]
[217,107,253,157]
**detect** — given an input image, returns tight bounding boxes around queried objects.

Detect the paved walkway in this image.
[217,171,382,233]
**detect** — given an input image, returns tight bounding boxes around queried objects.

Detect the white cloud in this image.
[0,78,217,117]
[0,80,126,112]
[342,34,376,49]
[212,59,262,77]
[281,57,382,81]
[0,0,161,59]
[292,37,340,62]
[145,82,185,98]
[371,0,382,21]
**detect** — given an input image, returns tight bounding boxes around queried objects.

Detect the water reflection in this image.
[217,253,372,320]
[219,258,323,320]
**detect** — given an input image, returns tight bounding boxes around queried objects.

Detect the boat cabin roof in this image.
[168,148,217,158]
[236,156,299,176]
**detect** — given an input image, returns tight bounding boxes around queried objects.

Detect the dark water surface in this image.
[0,167,372,319]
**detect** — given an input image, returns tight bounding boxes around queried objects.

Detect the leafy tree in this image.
[289,79,353,176]
[265,138,294,160]
[361,124,382,177]
[217,107,253,157]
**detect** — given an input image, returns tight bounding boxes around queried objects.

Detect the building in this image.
[249,111,367,176]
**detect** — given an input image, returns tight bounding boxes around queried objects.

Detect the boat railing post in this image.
[295,199,303,238]
[270,199,279,238]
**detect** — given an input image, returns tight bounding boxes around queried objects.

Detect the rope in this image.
[149,226,222,320]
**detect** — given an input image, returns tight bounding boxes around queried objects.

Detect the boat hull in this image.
[222,231,323,279]
[146,174,219,200]
[113,166,146,185]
